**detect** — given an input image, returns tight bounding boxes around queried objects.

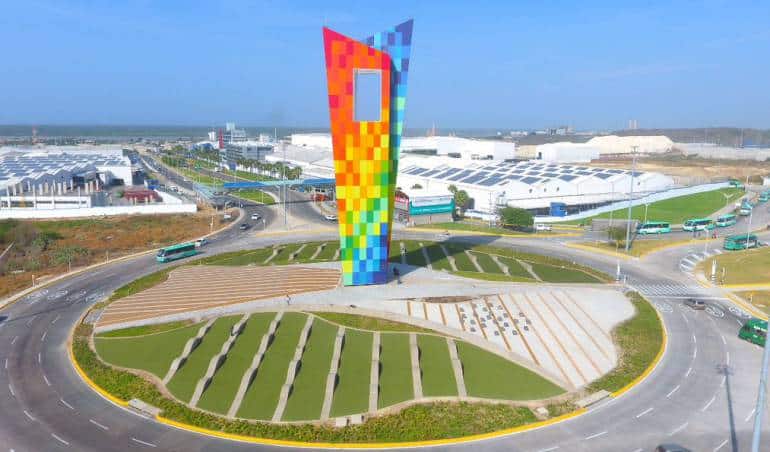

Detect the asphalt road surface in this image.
[0,218,768,451]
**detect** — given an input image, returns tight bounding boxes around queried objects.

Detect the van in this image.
[684,298,705,310]
[535,223,552,232]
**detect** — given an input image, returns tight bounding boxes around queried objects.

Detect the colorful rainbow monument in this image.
[322,20,413,286]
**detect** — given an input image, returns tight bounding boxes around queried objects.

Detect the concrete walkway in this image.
[369,332,381,413]
[320,326,345,421]
[446,338,467,397]
[409,333,423,399]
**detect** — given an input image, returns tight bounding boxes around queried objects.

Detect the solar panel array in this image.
[0,153,128,188]
[400,160,642,188]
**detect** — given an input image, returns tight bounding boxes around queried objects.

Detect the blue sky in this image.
[2,0,770,130]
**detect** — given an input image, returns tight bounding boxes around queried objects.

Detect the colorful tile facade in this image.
[323,20,413,286]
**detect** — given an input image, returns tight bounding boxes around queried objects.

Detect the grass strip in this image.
[197,313,275,414]
[237,313,306,420]
[378,333,413,408]
[497,257,534,279]
[444,243,476,272]
[424,243,452,271]
[315,243,339,261]
[95,322,203,378]
[471,252,504,274]
[586,292,663,393]
[330,329,373,417]
[282,319,338,421]
[312,312,437,334]
[402,241,427,267]
[456,342,564,399]
[526,262,601,283]
[96,320,193,338]
[417,335,457,397]
[167,316,242,403]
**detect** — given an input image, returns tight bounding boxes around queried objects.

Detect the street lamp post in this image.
[644,203,649,224]
[624,146,639,253]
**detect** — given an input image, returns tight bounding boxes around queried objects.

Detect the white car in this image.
[251,213,261,221]
[223,213,232,220]
[324,214,338,221]
[194,238,208,247]
[534,223,552,232]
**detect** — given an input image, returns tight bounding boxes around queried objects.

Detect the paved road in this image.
[0,224,768,451]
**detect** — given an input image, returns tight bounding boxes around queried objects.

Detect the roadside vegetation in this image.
[701,246,770,285]
[0,213,222,299]
[575,237,701,258]
[735,291,770,316]
[562,187,744,226]
[586,292,663,393]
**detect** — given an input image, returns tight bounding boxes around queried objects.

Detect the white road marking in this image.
[636,407,654,418]
[51,315,60,324]
[692,334,696,344]
[56,396,74,410]
[702,395,716,412]
[40,331,47,342]
[669,422,688,436]
[537,447,559,452]
[8,384,14,397]
[726,351,730,365]
[693,347,697,359]
[10,336,17,345]
[89,419,108,430]
[37,353,41,364]
[43,375,51,386]
[720,334,726,345]
[631,449,643,452]
[584,431,607,440]
[680,312,689,323]
[51,433,69,446]
[131,438,157,448]
[736,319,743,326]
[713,438,729,451]
[25,318,34,327]
[720,376,726,388]
[4,358,7,369]
[685,367,693,378]
[745,408,756,422]
[23,410,35,421]
[666,385,680,398]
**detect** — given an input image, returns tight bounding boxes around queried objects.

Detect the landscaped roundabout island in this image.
[72,241,664,445]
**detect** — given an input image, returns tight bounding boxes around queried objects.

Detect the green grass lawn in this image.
[107,267,174,304]
[378,333,414,408]
[389,240,403,262]
[313,313,437,334]
[496,257,535,280]
[424,243,452,271]
[196,313,275,414]
[197,248,274,266]
[237,313,306,420]
[167,316,241,403]
[562,187,744,226]
[444,244,476,272]
[403,241,427,267]
[330,329,373,417]
[95,320,192,338]
[296,243,321,261]
[526,261,601,283]
[282,319,338,421]
[471,252,503,274]
[457,342,564,399]
[417,335,457,397]
[702,246,770,285]
[416,221,525,235]
[315,242,339,261]
[271,243,302,265]
[176,167,223,186]
[234,189,275,205]
[95,322,203,378]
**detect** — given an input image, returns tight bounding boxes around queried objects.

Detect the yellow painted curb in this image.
[635,239,708,258]
[725,292,768,321]
[611,299,668,398]
[68,346,129,408]
[156,408,588,449]
[722,283,770,290]
[565,243,634,260]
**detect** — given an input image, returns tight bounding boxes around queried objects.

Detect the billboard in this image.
[409,194,454,215]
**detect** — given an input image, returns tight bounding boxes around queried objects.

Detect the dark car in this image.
[656,444,692,452]
[238,223,250,231]
[0,315,7,324]
[684,298,705,310]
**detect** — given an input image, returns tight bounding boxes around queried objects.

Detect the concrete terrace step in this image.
[440,244,458,271]
[227,312,283,417]
[368,332,381,413]
[446,338,467,397]
[517,258,542,281]
[490,255,510,275]
[190,314,250,407]
[272,315,314,422]
[320,326,345,421]
[162,318,216,385]
[409,333,423,399]
[419,243,433,270]
[310,243,325,260]
[289,244,307,262]
[465,250,484,273]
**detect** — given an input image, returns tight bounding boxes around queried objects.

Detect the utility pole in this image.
[283,141,288,230]
[751,328,770,452]
[624,146,639,252]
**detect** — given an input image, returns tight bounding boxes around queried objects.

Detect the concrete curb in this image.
[321,326,345,421]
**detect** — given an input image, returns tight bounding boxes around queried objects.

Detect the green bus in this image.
[729,179,745,189]
[715,214,737,227]
[739,318,767,347]
[724,233,759,251]
[156,242,199,263]
[683,218,715,232]
[636,221,671,235]
[738,203,753,216]
[760,191,770,203]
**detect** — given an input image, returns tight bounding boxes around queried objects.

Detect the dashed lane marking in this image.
[10,336,17,345]
[636,407,654,418]
[720,334,726,345]
[692,334,696,344]
[60,398,74,410]
[669,422,688,436]
[693,347,697,359]
[702,395,716,412]
[8,384,14,397]
[4,358,7,369]
[23,410,35,421]
[41,331,47,342]
[43,375,51,387]
[51,315,60,324]
[584,431,607,440]
[685,367,693,378]
[720,376,726,388]
[537,447,559,452]
[745,408,756,423]
[726,351,730,365]
[51,433,69,446]
[89,419,108,430]
[38,353,41,364]
[713,439,729,451]
[131,438,157,448]
[666,385,680,398]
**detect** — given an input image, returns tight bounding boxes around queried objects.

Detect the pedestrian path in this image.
[679,248,722,273]
[628,281,709,298]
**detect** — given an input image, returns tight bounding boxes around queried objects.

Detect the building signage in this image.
[410,195,454,207]
[409,200,454,215]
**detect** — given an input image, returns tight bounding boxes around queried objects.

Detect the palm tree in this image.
[448,184,458,195]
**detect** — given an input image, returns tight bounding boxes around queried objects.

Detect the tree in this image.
[498,207,533,229]
[454,190,470,210]
[411,183,423,189]
[607,226,627,247]
[447,185,458,195]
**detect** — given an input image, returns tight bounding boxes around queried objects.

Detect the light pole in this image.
[624,146,639,252]
[751,325,770,452]
[644,203,649,224]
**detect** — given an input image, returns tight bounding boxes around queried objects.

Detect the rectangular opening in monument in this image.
[354,69,382,122]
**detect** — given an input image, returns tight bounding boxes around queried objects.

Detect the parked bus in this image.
[715,214,737,228]
[156,242,198,263]
[724,233,759,251]
[760,191,770,203]
[739,318,767,347]
[636,221,671,235]
[729,179,745,189]
[682,218,714,232]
